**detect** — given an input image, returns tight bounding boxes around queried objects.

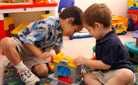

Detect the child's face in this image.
[60,18,82,36]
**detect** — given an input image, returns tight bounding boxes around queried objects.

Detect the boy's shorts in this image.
[91,69,136,85]
[12,37,48,69]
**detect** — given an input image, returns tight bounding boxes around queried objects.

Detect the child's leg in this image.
[84,73,102,85]
[105,68,135,85]
[0,37,40,85]
[0,37,21,65]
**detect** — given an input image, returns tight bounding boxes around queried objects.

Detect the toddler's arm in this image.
[74,57,111,70]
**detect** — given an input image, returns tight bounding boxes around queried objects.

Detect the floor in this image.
[62,32,135,59]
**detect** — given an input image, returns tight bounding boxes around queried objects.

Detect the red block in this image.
[58,77,72,84]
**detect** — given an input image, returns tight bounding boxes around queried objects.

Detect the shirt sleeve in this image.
[18,20,49,44]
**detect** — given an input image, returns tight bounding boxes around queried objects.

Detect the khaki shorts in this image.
[12,37,48,69]
[91,69,136,85]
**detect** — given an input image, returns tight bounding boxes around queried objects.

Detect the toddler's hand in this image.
[74,56,87,65]
[39,52,55,62]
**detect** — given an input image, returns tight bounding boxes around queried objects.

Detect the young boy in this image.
[0,6,83,85]
[74,4,135,85]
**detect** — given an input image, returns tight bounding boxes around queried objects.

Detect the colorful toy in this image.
[128,0,138,31]
[53,52,76,68]
[52,52,77,84]
[112,15,128,34]
[128,0,138,9]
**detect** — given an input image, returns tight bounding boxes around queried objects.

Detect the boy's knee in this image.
[0,37,16,47]
[84,73,101,85]
[32,64,48,78]
[84,73,97,82]
[116,68,135,84]
[1,37,11,43]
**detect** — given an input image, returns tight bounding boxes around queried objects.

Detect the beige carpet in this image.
[62,32,135,59]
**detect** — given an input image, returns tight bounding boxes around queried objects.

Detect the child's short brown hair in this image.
[83,3,112,28]
[59,6,83,25]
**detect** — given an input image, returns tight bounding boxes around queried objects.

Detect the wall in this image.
[75,0,128,16]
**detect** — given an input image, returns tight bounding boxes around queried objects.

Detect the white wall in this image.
[75,0,128,16]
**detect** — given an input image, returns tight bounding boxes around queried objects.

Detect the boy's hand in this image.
[39,52,55,62]
[74,56,88,65]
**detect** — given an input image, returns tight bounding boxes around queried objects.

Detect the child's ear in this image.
[94,22,103,28]
[66,17,74,24]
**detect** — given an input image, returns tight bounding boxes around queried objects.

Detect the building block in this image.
[112,16,128,34]
[58,77,72,84]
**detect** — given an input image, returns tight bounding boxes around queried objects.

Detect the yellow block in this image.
[112,16,128,26]
[53,52,64,63]
[53,52,76,68]
[128,0,134,7]
[116,25,127,34]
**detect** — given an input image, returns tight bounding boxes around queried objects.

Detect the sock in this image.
[15,61,29,71]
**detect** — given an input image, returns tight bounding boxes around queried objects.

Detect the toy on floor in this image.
[69,32,92,40]
[53,52,76,69]
[52,52,79,84]
[112,16,128,34]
